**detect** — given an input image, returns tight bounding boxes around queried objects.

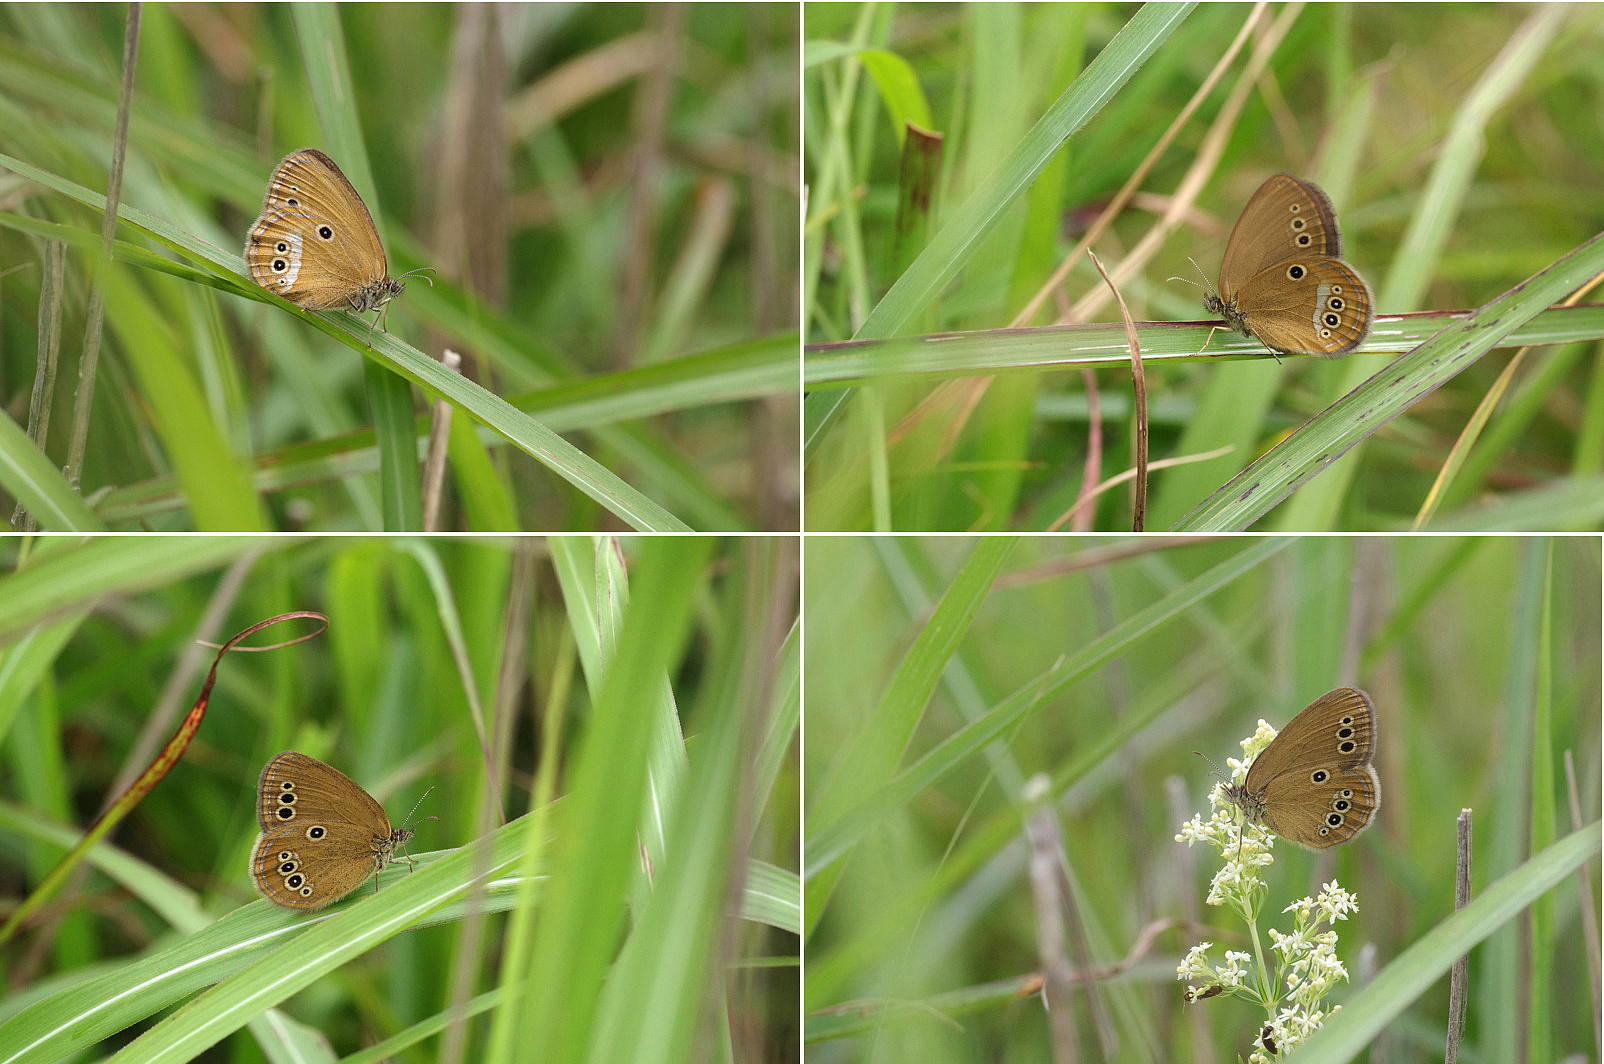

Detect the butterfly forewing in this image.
[256,751,389,829]
[1216,173,1342,296]
[260,150,388,273]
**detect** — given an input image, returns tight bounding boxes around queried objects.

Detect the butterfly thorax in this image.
[1219,780,1267,825]
[350,278,404,313]
[374,825,417,866]
[1203,291,1252,339]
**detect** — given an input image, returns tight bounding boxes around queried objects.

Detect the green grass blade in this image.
[1176,232,1604,530]
[804,2,1195,451]
[0,411,105,531]
[804,535,1290,876]
[1290,824,1599,1064]
[856,3,1193,341]
[0,153,692,531]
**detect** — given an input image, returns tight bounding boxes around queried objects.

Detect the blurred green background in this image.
[803,535,1599,1061]
[0,4,800,532]
[0,535,799,1063]
[804,4,1604,531]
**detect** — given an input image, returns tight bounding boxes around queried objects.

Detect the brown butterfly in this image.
[1220,687,1380,848]
[250,751,433,910]
[244,148,431,338]
[1203,174,1373,358]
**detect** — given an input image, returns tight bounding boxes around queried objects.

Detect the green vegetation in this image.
[0,535,799,1063]
[805,4,1604,531]
[0,5,800,531]
[803,535,1599,1061]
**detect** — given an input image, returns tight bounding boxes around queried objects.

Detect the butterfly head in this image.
[354,269,435,344]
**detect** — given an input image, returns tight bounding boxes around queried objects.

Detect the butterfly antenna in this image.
[1167,259,1228,357]
[1167,257,1214,290]
[401,785,439,829]
[1196,751,1249,866]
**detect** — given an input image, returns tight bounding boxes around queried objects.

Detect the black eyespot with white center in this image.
[307,825,326,839]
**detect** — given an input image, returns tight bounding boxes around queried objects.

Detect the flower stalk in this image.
[1175,721,1361,1060]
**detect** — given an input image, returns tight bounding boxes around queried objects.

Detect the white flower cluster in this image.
[1173,742,1279,913]
[1176,942,1254,984]
[1176,722,1363,1062]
